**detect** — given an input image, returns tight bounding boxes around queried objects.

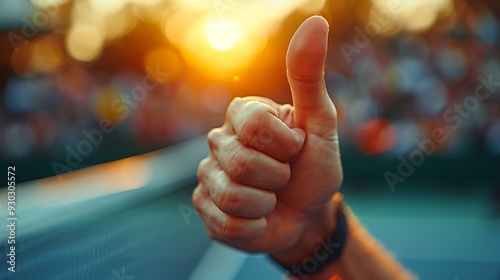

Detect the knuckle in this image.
[228,97,245,117]
[191,186,204,212]
[260,191,277,215]
[288,69,322,85]
[275,163,291,188]
[238,107,270,146]
[214,185,241,215]
[253,127,274,149]
[196,157,210,180]
[207,128,222,151]
[226,146,253,182]
[229,97,245,109]
[220,217,246,241]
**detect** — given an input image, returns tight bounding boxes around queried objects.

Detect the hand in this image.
[193,15,343,261]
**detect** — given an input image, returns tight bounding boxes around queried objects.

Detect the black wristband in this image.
[280,202,348,279]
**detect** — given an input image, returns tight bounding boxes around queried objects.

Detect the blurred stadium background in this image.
[0,0,499,279]
[0,0,499,187]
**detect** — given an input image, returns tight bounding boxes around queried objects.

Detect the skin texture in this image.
[193,15,342,256]
[193,15,416,280]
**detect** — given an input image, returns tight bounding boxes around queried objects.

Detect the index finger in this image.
[227,97,305,163]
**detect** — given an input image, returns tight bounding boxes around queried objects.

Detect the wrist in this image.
[270,193,342,267]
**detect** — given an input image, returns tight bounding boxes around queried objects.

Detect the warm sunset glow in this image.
[369,0,453,33]
[31,0,327,77]
[205,19,242,52]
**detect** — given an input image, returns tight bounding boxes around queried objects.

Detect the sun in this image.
[205,19,242,52]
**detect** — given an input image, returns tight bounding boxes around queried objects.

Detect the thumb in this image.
[286,15,336,130]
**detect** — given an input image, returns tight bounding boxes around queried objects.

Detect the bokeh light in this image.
[65,23,104,62]
[205,19,241,52]
[356,118,397,156]
[0,0,499,178]
[369,0,453,33]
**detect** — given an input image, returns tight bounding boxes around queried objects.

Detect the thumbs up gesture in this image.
[194,15,343,261]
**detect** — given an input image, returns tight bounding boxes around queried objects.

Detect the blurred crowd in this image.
[326,1,500,157]
[0,0,499,166]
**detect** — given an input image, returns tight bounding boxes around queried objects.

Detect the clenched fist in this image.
[193,15,343,263]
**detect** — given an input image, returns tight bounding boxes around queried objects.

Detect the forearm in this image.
[272,196,416,280]
[316,206,415,280]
